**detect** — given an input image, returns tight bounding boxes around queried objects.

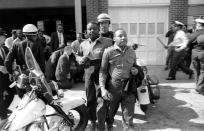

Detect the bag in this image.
[150,84,160,100]
[147,75,160,100]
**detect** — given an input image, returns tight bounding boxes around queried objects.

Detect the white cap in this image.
[175,21,184,26]
[195,18,204,24]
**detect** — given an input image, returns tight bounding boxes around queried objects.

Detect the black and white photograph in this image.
[0,0,204,131]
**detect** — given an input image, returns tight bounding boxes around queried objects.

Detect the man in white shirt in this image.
[5,30,17,50]
[166,21,193,80]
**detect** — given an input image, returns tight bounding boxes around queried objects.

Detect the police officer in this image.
[99,29,141,131]
[97,13,114,39]
[166,21,193,80]
[177,18,204,94]
[5,24,45,98]
[76,21,112,131]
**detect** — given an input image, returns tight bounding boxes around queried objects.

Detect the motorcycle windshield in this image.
[25,47,43,77]
[25,47,52,95]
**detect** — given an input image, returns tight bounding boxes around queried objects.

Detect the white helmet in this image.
[97,13,111,24]
[22,24,38,35]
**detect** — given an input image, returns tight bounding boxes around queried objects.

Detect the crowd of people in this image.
[164,18,204,95]
[0,12,204,131]
[0,13,144,131]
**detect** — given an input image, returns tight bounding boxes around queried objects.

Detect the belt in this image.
[112,78,128,82]
[84,59,101,69]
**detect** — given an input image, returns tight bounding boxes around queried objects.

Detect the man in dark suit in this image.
[50,23,67,52]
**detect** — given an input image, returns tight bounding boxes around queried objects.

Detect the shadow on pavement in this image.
[105,85,204,131]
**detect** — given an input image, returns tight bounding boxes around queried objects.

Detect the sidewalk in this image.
[7,66,204,131]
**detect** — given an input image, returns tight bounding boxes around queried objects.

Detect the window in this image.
[157,23,164,34]
[120,23,128,33]
[139,23,146,34]
[130,23,137,35]
[148,23,155,35]
[111,23,119,32]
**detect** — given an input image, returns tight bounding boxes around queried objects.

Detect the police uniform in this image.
[188,19,204,93]
[76,36,112,124]
[5,39,45,97]
[166,21,193,80]
[99,44,139,130]
[100,31,114,40]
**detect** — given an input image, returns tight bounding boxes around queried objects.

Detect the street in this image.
[8,66,204,131]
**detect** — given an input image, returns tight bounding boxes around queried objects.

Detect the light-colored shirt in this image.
[99,45,137,88]
[169,30,188,47]
[43,34,51,44]
[5,37,14,50]
[71,39,83,53]
[57,32,64,48]
[13,37,23,44]
[77,37,112,60]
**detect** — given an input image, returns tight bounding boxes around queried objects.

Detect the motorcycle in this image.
[133,43,160,112]
[0,47,88,131]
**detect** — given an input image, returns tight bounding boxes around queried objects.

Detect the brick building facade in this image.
[86,0,108,22]
[169,0,189,26]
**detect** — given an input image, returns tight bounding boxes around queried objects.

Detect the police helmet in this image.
[22,24,38,36]
[97,13,111,24]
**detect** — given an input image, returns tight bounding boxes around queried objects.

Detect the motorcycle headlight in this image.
[17,74,29,89]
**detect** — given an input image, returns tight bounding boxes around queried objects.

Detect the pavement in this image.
[8,66,204,131]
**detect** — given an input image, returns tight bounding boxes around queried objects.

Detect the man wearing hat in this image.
[177,18,204,94]
[166,21,193,80]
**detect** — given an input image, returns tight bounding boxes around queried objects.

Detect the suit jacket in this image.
[50,32,67,52]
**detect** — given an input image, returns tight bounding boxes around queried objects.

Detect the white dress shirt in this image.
[57,32,64,47]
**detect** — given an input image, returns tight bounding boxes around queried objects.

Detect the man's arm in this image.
[4,43,16,74]
[37,43,45,73]
[99,48,109,90]
[55,55,69,81]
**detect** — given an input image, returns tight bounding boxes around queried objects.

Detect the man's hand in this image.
[78,56,89,65]
[0,66,8,74]
[101,88,112,101]
[131,67,138,75]
[57,89,64,98]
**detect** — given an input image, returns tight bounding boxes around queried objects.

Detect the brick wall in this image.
[86,0,108,23]
[169,0,188,26]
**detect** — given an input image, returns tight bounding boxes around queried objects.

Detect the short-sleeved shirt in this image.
[78,37,112,60]
[99,44,137,87]
[5,37,14,50]
[71,39,84,53]
[169,30,188,47]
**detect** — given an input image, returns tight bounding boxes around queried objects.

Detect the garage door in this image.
[109,7,169,65]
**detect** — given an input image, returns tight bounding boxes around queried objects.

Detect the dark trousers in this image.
[84,65,100,122]
[0,73,11,119]
[168,50,193,78]
[192,49,204,93]
[166,46,174,68]
[97,78,135,130]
